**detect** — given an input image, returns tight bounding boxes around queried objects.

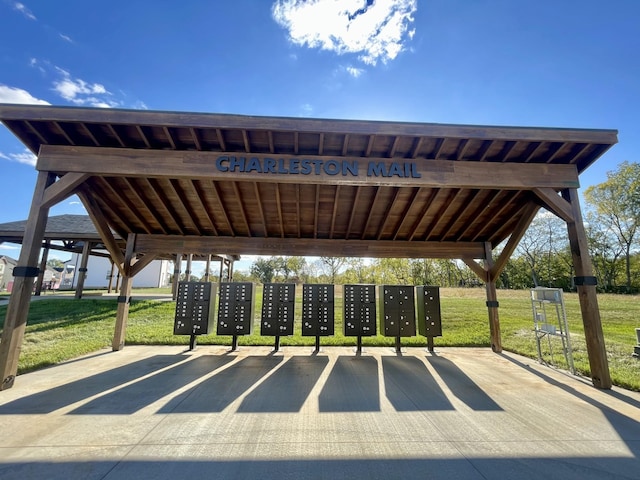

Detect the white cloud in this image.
[272,0,417,66]
[52,68,119,108]
[13,2,36,20]
[346,65,364,78]
[0,84,50,105]
[299,103,313,116]
[59,33,73,43]
[0,149,37,166]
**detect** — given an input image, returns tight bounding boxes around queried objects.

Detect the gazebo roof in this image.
[0,104,618,260]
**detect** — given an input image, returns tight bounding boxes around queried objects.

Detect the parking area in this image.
[0,345,638,479]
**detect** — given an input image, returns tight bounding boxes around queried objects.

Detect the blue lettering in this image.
[367,162,387,177]
[216,156,229,172]
[343,160,358,176]
[289,158,300,174]
[277,158,288,174]
[229,156,245,172]
[264,158,276,173]
[411,162,421,178]
[300,159,312,174]
[388,163,404,177]
[312,160,323,174]
[245,157,262,173]
[324,160,341,175]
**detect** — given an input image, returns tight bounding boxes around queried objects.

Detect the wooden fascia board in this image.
[0,104,619,144]
[134,234,487,259]
[533,187,575,223]
[37,146,580,190]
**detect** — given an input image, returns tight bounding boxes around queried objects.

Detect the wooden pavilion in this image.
[0,104,618,390]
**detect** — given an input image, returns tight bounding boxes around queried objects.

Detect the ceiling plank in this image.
[253,182,267,237]
[376,187,400,240]
[425,189,463,241]
[407,188,439,241]
[346,186,362,238]
[393,187,422,241]
[232,182,252,237]
[330,185,341,239]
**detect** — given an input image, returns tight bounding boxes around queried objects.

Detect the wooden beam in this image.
[562,188,611,389]
[491,201,540,278]
[0,171,55,390]
[41,172,90,208]
[134,234,487,259]
[78,191,125,267]
[534,187,575,223]
[37,146,581,190]
[462,257,487,281]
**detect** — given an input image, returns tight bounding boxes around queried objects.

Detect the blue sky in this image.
[1,0,639,265]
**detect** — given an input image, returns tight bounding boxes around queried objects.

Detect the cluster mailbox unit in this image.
[343,284,377,353]
[174,282,442,352]
[173,281,217,350]
[302,284,335,351]
[261,283,295,351]
[217,282,255,350]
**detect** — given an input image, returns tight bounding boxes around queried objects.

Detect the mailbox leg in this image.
[395,335,402,354]
[314,336,321,353]
[274,336,280,352]
[231,335,238,351]
[356,336,362,355]
[189,334,197,351]
[427,336,434,352]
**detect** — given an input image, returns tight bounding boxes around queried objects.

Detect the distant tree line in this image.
[228,162,640,293]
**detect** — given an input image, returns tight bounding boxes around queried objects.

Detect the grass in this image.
[1,287,639,390]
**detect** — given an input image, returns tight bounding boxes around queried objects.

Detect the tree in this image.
[584,161,640,290]
[319,256,347,283]
[250,257,277,284]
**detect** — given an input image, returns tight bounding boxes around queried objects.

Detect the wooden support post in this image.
[185,254,193,281]
[562,188,611,389]
[218,258,224,282]
[484,242,502,353]
[172,254,182,301]
[0,172,55,390]
[112,234,136,351]
[204,255,211,282]
[229,258,235,281]
[107,261,115,293]
[74,241,91,299]
[35,241,50,296]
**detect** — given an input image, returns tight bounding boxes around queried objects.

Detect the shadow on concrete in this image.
[1,456,639,480]
[0,355,186,414]
[69,355,236,415]
[238,356,329,412]
[426,355,501,411]
[381,356,455,411]
[158,356,284,413]
[319,356,380,412]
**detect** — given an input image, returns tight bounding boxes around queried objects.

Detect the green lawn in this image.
[1,287,639,390]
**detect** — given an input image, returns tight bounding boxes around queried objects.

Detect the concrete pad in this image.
[0,346,639,479]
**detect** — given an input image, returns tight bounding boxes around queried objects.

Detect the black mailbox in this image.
[217,282,254,336]
[301,284,334,336]
[343,284,377,336]
[261,283,295,336]
[379,285,416,337]
[416,285,442,337]
[173,281,217,336]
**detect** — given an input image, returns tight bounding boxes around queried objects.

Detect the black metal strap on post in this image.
[117,296,131,304]
[574,276,598,286]
[78,268,88,272]
[486,300,499,308]
[13,266,40,278]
